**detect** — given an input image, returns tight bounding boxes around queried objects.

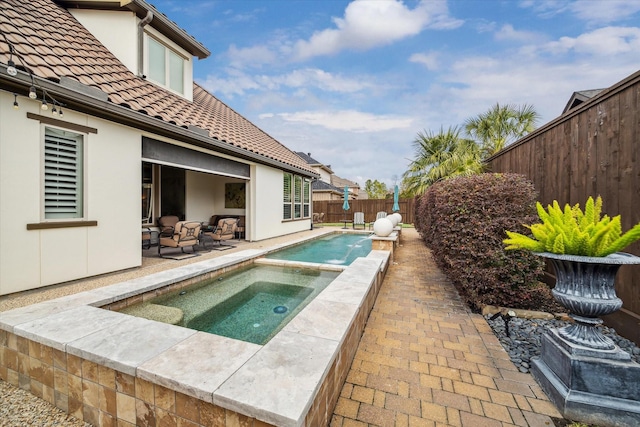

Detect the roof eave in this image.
[1,70,315,178]
[57,0,210,59]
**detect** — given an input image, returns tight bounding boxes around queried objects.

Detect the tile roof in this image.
[331,175,359,189]
[296,151,321,164]
[295,151,334,174]
[0,0,313,175]
[312,180,342,193]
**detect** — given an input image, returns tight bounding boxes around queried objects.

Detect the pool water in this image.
[188,282,313,344]
[120,265,339,344]
[265,233,372,265]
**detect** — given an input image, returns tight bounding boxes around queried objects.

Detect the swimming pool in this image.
[1,230,391,426]
[265,232,372,265]
[120,265,339,344]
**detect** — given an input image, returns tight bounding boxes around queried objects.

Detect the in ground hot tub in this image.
[120,264,339,345]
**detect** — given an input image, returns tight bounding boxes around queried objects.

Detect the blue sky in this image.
[153,0,640,188]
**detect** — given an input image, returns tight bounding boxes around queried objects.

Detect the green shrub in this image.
[416,173,560,312]
[504,196,640,256]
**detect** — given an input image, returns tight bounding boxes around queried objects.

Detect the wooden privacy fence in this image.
[312,198,415,225]
[486,69,640,345]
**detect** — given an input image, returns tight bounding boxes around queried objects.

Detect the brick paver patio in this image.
[1,226,563,426]
[331,228,562,427]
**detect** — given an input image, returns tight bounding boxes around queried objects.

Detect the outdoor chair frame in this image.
[202,218,238,250]
[353,212,366,230]
[158,221,201,257]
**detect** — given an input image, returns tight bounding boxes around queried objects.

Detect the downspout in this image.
[137,11,154,77]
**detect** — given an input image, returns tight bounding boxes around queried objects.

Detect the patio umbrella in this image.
[342,186,350,222]
[392,185,400,212]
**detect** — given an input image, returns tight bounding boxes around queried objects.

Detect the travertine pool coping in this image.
[0,231,389,426]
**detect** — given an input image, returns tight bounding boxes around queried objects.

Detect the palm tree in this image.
[464,103,540,158]
[402,126,483,196]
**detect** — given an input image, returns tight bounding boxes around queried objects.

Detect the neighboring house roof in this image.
[562,89,605,114]
[295,152,334,175]
[0,0,315,176]
[331,175,359,190]
[312,180,342,193]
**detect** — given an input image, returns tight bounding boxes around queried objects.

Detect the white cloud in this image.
[254,113,416,186]
[273,68,373,92]
[226,44,277,68]
[520,0,640,24]
[518,0,571,19]
[475,20,497,34]
[271,110,414,133]
[570,0,640,24]
[436,41,639,127]
[199,70,260,98]
[292,0,462,60]
[200,68,375,98]
[494,24,545,43]
[539,26,640,56]
[409,51,439,70]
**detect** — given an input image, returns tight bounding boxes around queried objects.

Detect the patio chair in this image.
[202,218,238,250]
[353,212,366,230]
[158,221,201,257]
[158,215,179,237]
[313,212,325,227]
[369,211,387,230]
[236,216,245,239]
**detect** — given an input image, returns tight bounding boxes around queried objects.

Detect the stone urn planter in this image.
[529,251,640,426]
[503,196,640,426]
[537,251,640,351]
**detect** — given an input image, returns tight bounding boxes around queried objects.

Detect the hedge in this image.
[415,173,560,312]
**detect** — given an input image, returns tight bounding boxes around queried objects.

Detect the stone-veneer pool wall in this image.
[0,245,389,427]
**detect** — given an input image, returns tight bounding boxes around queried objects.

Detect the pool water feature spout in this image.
[326,236,371,265]
[265,233,372,266]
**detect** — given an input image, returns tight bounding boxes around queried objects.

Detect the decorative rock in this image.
[390,213,402,225]
[387,214,399,227]
[373,218,394,237]
[481,304,556,320]
[486,314,640,374]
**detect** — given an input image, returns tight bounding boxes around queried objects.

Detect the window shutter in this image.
[294,175,302,218]
[44,129,83,219]
[303,179,310,217]
[283,173,292,220]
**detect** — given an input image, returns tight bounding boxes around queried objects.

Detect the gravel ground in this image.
[0,381,90,427]
[487,314,640,373]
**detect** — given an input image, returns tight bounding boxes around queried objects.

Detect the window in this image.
[147,36,184,94]
[283,173,311,220]
[283,173,292,220]
[43,127,84,219]
[303,179,310,217]
[294,175,302,219]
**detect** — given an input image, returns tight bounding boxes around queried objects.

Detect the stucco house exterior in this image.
[0,0,316,295]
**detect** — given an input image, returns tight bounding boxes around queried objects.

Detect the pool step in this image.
[120,303,184,325]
